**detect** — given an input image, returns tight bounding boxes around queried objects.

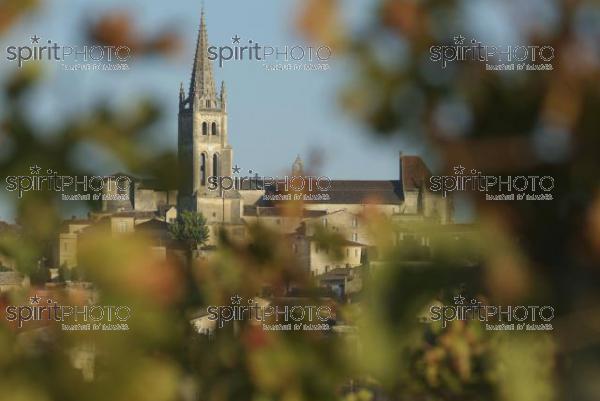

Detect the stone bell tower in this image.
[178,9,235,221]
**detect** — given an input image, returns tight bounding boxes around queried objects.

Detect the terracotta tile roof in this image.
[136,218,169,231]
[110,211,156,219]
[295,235,366,247]
[243,206,326,218]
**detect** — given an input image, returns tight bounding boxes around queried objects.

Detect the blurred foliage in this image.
[87,11,182,58]
[296,0,600,400]
[0,0,39,34]
[0,1,597,401]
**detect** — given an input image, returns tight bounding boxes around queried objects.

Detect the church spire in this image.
[220,80,227,111]
[292,155,304,176]
[189,8,216,105]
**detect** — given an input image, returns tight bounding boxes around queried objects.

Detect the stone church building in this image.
[55,10,453,277]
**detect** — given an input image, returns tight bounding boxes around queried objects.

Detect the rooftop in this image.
[266,179,404,205]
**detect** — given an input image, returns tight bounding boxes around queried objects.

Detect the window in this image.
[352,217,358,228]
[352,233,358,242]
[322,218,328,227]
[206,100,211,108]
[200,153,206,185]
[212,154,219,178]
[211,122,218,135]
[118,221,127,233]
[202,122,208,135]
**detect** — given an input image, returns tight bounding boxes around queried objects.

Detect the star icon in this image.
[453,35,465,45]
[232,164,241,174]
[232,35,241,44]
[29,165,41,175]
[31,35,40,44]
[453,294,465,305]
[30,294,41,304]
[453,165,465,175]
[231,295,242,305]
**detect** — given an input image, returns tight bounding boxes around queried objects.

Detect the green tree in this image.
[58,263,70,282]
[169,211,210,252]
[168,211,210,312]
[58,264,83,282]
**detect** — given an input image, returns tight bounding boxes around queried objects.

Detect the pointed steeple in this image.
[220,80,227,111]
[189,8,216,105]
[292,155,304,176]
